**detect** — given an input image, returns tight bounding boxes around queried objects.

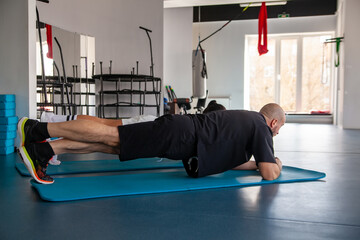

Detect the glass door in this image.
[246,33,333,114]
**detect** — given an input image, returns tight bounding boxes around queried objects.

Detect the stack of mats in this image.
[0,94,18,155]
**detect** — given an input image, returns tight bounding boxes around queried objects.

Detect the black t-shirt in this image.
[189,110,276,177]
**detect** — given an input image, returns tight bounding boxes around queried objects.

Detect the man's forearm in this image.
[258,158,282,181]
[233,160,258,170]
[275,157,282,171]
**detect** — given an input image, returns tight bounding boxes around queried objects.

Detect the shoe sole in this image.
[17,117,28,147]
[18,146,54,184]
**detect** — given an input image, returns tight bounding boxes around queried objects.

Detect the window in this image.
[245,33,333,114]
[36,41,53,76]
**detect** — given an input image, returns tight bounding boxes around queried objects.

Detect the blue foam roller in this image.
[0,116,18,125]
[0,131,16,140]
[31,166,326,202]
[0,109,16,117]
[16,158,184,176]
[0,146,14,155]
[0,124,17,132]
[0,101,15,110]
[0,94,15,102]
[0,139,14,147]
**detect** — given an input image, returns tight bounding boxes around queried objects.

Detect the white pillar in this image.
[337,0,360,129]
[0,0,37,119]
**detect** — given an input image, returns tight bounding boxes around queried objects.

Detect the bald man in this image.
[18,103,285,184]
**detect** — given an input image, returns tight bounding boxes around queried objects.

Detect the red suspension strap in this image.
[45,24,53,59]
[258,2,269,56]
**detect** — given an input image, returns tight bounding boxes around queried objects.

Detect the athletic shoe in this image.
[40,111,55,123]
[49,155,61,165]
[17,117,28,147]
[18,144,54,184]
[17,117,44,147]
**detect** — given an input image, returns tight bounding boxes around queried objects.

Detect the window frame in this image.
[245,31,335,118]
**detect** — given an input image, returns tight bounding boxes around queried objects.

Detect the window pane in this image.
[302,36,331,113]
[280,39,297,112]
[36,42,54,76]
[248,38,276,111]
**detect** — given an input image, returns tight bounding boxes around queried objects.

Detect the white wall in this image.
[36,0,164,118]
[37,0,163,77]
[0,0,37,119]
[339,0,360,129]
[164,7,193,99]
[192,15,336,110]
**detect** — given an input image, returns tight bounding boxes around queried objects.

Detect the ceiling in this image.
[163,0,337,22]
[164,0,288,8]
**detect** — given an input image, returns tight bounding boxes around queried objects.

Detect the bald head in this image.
[260,103,285,121]
[260,103,286,136]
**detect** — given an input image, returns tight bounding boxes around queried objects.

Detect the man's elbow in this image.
[259,162,281,180]
[262,171,280,181]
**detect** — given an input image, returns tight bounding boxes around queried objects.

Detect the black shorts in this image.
[117,114,197,162]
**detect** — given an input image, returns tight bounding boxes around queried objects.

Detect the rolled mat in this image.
[31,166,326,202]
[16,158,183,176]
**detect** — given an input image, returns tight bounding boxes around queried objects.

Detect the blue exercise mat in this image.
[0,94,15,102]
[31,166,326,202]
[0,109,16,117]
[0,139,14,147]
[16,158,184,176]
[0,101,15,110]
[0,131,16,140]
[0,116,18,124]
[0,146,14,155]
[0,124,16,132]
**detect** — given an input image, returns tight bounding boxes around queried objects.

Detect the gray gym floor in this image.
[1,123,360,240]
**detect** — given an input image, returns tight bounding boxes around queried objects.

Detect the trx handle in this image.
[325,37,344,68]
[335,38,341,67]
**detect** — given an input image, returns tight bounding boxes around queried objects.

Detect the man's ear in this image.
[270,119,278,128]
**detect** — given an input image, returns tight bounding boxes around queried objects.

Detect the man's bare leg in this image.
[77,115,123,127]
[47,119,120,147]
[49,139,120,155]
[17,117,122,184]
[40,115,122,166]
[41,112,123,127]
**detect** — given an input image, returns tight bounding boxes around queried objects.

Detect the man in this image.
[40,100,226,165]
[40,100,226,126]
[202,100,226,114]
[18,103,285,184]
